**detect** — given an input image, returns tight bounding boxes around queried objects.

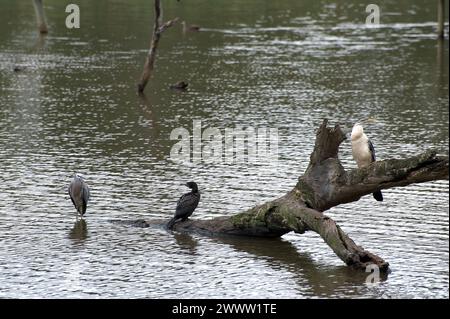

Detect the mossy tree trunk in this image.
[146,120,449,272]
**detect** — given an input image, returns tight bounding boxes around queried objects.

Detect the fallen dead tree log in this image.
[140,120,448,272]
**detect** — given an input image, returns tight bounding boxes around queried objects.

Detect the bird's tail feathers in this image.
[80,203,87,216]
[167,217,177,230]
[373,190,383,202]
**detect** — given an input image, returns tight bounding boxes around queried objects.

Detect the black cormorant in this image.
[167,182,200,229]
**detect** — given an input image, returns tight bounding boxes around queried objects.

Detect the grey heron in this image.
[167,182,200,229]
[351,123,383,201]
[68,174,90,219]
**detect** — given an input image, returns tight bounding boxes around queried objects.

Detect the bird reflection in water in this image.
[69,219,88,243]
[173,232,198,255]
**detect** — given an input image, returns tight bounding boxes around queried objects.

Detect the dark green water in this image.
[0,0,448,298]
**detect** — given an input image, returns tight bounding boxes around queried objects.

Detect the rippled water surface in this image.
[0,0,448,298]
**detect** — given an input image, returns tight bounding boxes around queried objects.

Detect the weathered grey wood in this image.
[137,0,178,93]
[155,192,391,272]
[137,120,448,272]
[32,0,48,34]
[282,119,447,212]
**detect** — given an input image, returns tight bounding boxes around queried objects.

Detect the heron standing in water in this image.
[167,182,200,229]
[351,123,383,202]
[68,174,90,219]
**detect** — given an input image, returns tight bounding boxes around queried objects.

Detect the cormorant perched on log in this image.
[167,182,200,229]
[351,123,383,201]
[68,174,91,219]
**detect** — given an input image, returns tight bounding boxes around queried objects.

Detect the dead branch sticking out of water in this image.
[137,0,179,93]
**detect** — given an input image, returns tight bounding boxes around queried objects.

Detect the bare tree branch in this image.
[137,0,178,93]
[32,0,48,34]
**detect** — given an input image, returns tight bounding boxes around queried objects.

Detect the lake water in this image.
[0,0,448,298]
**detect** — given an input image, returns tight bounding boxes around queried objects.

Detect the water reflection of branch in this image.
[214,236,388,298]
[69,219,88,243]
[436,38,446,91]
[33,33,48,52]
[137,93,159,135]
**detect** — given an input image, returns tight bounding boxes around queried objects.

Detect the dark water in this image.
[0,0,448,298]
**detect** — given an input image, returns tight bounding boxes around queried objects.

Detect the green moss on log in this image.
[230,202,275,229]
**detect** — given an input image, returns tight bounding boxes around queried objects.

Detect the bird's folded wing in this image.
[368,139,376,162]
